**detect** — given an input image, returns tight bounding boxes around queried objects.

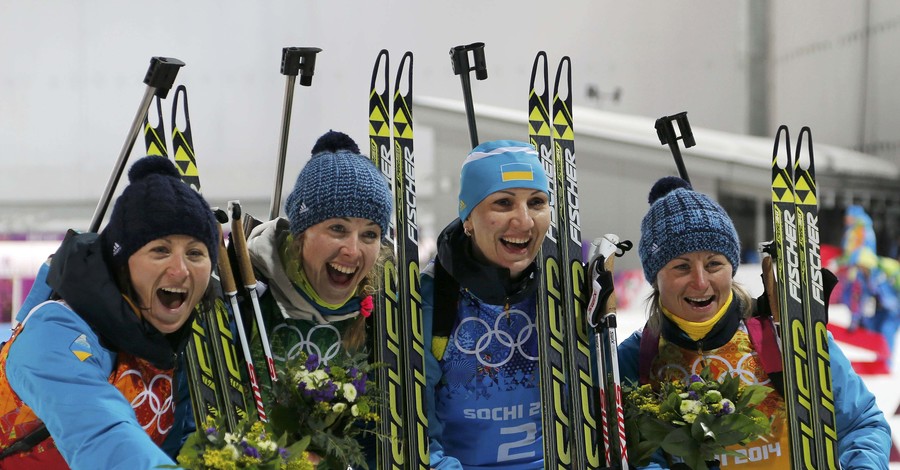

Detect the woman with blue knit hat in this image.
[422,140,551,469]
[242,130,392,465]
[0,155,218,469]
[617,176,890,469]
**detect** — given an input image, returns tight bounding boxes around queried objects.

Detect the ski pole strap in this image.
[0,424,49,459]
[638,325,656,385]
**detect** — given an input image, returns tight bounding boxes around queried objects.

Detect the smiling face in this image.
[300,217,382,305]
[463,188,550,279]
[127,235,212,334]
[655,251,733,322]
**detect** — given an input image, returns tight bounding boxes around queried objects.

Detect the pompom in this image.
[648,176,692,204]
[128,155,181,183]
[311,130,360,156]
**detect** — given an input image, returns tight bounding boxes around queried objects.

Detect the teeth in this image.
[502,237,530,244]
[687,296,712,302]
[329,263,357,275]
[161,287,187,294]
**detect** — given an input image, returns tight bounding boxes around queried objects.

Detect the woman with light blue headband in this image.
[422,140,551,469]
[617,176,890,469]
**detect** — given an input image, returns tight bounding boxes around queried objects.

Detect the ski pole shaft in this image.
[654,111,695,185]
[270,47,322,221]
[215,209,268,422]
[450,42,487,149]
[90,56,184,233]
[229,200,278,382]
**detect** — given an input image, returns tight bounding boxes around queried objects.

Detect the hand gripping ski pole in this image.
[586,234,633,470]
[654,111,695,185]
[229,200,278,382]
[449,42,487,149]
[215,209,268,422]
[269,47,322,220]
[90,56,184,232]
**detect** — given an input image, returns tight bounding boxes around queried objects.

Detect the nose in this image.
[510,202,535,229]
[689,265,709,290]
[339,235,360,257]
[166,254,189,278]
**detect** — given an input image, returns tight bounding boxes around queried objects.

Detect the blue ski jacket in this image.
[423,219,544,470]
[0,233,192,469]
[617,291,892,470]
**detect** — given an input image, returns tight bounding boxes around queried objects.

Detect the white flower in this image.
[224,444,240,460]
[310,370,329,384]
[680,399,701,416]
[351,404,360,417]
[342,383,358,402]
[333,403,347,413]
[258,440,278,452]
[224,432,239,445]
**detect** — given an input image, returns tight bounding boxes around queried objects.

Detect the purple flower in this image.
[205,426,217,435]
[689,374,703,383]
[306,354,320,371]
[348,367,359,379]
[687,390,699,400]
[240,441,261,459]
[353,377,367,395]
[279,448,290,459]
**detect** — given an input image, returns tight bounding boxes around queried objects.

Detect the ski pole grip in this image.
[281,47,322,86]
[144,57,185,99]
[654,111,694,184]
[214,209,238,295]
[450,43,487,149]
[228,201,259,288]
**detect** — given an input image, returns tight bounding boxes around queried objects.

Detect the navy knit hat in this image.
[285,130,392,237]
[101,155,218,269]
[638,176,740,283]
[458,140,550,221]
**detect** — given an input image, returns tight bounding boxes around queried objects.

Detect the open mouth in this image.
[327,263,358,285]
[157,287,188,310]
[500,236,531,250]
[685,296,715,308]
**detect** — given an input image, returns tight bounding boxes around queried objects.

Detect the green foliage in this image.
[622,366,774,470]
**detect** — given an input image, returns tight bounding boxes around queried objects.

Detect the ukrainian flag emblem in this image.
[500,163,535,182]
[70,334,93,361]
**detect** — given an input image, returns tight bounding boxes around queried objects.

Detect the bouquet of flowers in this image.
[622,366,774,470]
[173,414,314,470]
[266,351,382,470]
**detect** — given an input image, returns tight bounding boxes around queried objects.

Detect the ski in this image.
[550,56,603,469]
[368,49,406,469]
[791,127,839,468]
[529,51,572,469]
[769,125,819,469]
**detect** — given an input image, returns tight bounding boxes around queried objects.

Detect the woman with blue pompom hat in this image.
[0,155,218,469]
[241,130,392,467]
[617,176,890,469]
[422,140,551,469]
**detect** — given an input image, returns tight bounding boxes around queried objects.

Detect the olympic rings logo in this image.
[120,369,173,435]
[655,351,771,386]
[272,323,342,364]
[454,308,538,368]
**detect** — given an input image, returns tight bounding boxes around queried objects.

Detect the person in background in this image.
[617,176,891,469]
[0,155,218,469]
[423,140,551,469]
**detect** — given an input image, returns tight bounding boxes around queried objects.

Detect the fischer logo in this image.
[536,141,558,244]
[564,147,581,244]
[403,147,419,246]
[806,212,824,305]
[783,211,802,303]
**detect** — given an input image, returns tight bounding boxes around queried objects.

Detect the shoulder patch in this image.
[70,334,93,361]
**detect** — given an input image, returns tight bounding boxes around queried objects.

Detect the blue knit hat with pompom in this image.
[285,130,392,237]
[638,176,740,283]
[100,155,218,269]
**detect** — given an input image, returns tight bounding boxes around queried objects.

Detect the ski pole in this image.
[229,200,278,382]
[214,209,268,422]
[449,42,487,149]
[90,56,184,232]
[586,234,633,470]
[654,111,695,185]
[269,47,322,221]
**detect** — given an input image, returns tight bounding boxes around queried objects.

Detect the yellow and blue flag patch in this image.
[70,334,93,361]
[500,162,535,182]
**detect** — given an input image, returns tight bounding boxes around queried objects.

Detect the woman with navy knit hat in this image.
[422,140,551,469]
[242,130,392,463]
[617,176,891,469]
[0,156,218,469]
